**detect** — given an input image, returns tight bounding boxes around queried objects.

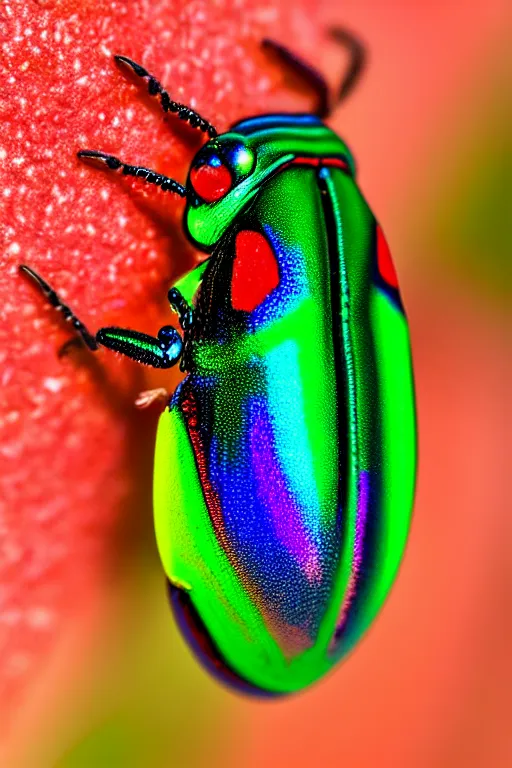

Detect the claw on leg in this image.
[19,264,98,350]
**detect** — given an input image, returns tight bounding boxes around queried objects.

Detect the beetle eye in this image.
[190,160,232,203]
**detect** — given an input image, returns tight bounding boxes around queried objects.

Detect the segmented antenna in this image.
[262,29,366,118]
[77,150,187,196]
[115,55,218,138]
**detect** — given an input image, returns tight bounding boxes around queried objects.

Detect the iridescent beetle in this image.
[21,30,416,695]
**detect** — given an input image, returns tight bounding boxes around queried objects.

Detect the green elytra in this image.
[20,33,416,695]
[154,119,415,693]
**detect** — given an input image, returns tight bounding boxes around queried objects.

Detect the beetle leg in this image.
[168,287,193,331]
[262,28,366,117]
[96,326,183,368]
[77,150,187,197]
[19,265,98,350]
[114,55,217,139]
[20,265,183,369]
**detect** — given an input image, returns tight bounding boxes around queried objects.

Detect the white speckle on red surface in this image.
[42,377,66,394]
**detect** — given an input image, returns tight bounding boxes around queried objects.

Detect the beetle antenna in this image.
[329,28,366,105]
[115,55,218,139]
[77,150,187,197]
[262,39,330,118]
[262,29,366,118]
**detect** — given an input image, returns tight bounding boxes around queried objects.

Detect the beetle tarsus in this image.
[114,54,217,138]
[19,264,98,351]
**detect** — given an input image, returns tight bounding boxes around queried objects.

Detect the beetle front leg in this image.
[97,326,182,368]
[20,265,183,369]
[19,265,98,350]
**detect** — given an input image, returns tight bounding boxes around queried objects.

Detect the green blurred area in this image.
[425,77,509,302]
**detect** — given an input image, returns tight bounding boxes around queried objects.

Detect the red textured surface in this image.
[3,2,507,763]
[190,163,233,203]
[0,0,307,725]
[231,230,280,311]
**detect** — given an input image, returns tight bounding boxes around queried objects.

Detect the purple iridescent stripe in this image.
[331,470,370,641]
[353,470,370,578]
[249,399,322,583]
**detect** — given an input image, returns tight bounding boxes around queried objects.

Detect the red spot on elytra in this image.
[190,163,232,203]
[231,230,280,312]
[376,225,399,289]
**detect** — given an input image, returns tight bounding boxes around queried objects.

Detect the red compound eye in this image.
[190,162,232,203]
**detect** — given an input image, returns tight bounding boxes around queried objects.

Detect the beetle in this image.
[20,29,416,696]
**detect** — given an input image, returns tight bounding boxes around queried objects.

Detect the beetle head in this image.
[183,118,356,251]
[184,133,261,250]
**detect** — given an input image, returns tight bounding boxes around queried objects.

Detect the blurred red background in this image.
[0,0,508,766]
